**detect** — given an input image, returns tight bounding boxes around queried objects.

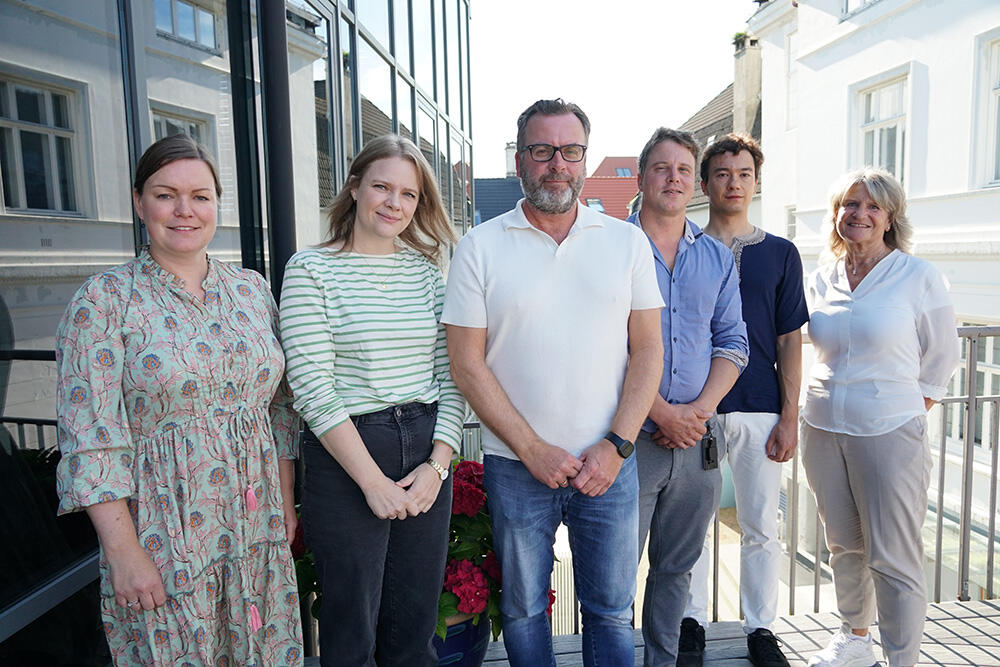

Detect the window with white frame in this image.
[844,0,877,14]
[152,109,206,144]
[154,0,217,50]
[988,39,1000,184]
[0,76,77,213]
[860,77,906,181]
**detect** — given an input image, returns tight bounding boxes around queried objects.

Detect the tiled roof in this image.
[473,177,523,224]
[579,177,639,221]
[591,156,638,178]
[680,83,734,134]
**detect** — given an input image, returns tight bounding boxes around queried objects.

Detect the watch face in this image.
[619,440,634,458]
[441,469,449,481]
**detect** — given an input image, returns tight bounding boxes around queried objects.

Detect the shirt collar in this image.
[502,198,604,234]
[627,212,702,245]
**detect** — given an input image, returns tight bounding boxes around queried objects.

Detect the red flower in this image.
[546,588,556,617]
[481,551,501,584]
[453,460,484,488]
[452,478,486,516]
[444,559,490,614]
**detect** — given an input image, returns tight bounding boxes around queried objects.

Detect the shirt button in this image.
[672,307,677,313]
[672,337,677,342]
[672,369,678,374]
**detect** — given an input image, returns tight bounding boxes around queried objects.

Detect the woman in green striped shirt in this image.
[278,135,465,666]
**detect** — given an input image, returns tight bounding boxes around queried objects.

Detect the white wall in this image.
[749,0,1000,324]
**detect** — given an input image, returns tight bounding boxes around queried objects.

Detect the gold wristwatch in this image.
[426,457,449,480]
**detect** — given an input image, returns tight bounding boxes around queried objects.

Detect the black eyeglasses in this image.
[520,143,587,163]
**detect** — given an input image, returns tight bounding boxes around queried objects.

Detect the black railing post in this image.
[227,1,265,275]
[258,0,297,299]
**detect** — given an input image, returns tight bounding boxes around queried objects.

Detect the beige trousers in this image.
[802,415,931,667]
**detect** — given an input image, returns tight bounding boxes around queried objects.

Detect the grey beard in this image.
[522,174,584,214]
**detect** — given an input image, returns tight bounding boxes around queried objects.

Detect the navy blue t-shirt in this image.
[717,232,809,415]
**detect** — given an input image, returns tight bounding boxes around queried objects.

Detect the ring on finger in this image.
[126,600,139,608]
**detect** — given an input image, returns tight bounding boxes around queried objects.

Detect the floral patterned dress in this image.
[55,251,303,667]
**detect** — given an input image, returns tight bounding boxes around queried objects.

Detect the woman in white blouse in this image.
[802,168,959,667]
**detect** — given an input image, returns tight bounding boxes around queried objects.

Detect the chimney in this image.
[733,35,761,136]
[505,141,517,178]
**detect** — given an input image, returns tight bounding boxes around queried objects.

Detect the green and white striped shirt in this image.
[279,246,465,452]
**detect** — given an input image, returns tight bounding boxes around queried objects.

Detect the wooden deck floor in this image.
[480,599,1000,666]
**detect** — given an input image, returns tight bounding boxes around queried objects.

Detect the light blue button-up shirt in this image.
[627,213,749,432]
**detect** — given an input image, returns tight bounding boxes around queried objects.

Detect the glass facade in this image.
[0,0,472,661]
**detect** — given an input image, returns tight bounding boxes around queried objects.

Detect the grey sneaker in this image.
[808,630,878,667]
[677,617,706,666]
[747,628,790,667]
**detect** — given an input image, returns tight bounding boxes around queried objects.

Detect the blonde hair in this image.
[323,134,454,263]
[824,167,912,259]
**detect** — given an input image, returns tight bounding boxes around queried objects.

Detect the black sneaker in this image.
[747,628,791,667]
[677,617,706,666]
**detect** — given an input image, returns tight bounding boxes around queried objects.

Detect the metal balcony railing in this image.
[459,325,1000,632]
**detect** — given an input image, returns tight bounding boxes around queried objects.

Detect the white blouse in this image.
[803,250,960,437]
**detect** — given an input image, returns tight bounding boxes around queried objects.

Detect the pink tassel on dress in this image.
[248,603,263,633]
[245,484,258,511]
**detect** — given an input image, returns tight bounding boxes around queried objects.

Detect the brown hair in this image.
[638,128,700,176]
[700,133,764,183]
[515,98,591,151]
[133,133,222,196]
[824,167,912,258]
[323,134,454,263]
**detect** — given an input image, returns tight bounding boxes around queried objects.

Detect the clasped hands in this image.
[650,402,711,449]
[521,437,623,497]
[363,462,444,520]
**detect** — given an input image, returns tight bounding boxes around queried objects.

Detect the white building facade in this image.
[749,0,1000,604]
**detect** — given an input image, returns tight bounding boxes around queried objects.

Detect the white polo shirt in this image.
[442,199,664,459]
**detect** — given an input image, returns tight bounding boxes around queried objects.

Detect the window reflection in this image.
[435,0,446,107]
[446,0,460,121]
[417,104,436,174]
[286,1,332,247]
[412,0,433,95]
[357,0,390,51]
[340,15,356,165]
[358,38,392,146]
[0,2,129,661]
[397,74,413,139]
[393,0,411,71]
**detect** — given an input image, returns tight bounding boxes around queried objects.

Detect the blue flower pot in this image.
[434,615,491,667]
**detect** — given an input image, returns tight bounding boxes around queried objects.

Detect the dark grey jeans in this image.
[636,419,725,666]
[302,402,452,667]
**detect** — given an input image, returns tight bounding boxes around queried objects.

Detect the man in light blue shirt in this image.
[628,128,749,667]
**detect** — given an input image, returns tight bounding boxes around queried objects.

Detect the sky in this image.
[468,0,760,178]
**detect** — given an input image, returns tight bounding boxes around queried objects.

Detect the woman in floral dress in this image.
[55,134,303,666]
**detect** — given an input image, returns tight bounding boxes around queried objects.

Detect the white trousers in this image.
[685,412,783,632]
[801,415,931,667]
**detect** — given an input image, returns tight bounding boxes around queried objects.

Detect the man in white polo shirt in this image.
[443,98,664,667]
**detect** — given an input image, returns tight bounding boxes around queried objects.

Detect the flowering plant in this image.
[437,459,503,640]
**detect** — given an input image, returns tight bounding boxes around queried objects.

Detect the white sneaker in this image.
[808,630,878,667]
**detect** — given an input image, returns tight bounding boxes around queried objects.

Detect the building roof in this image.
[473,177,523,224]
[591,156,638,178]
[579,177,638,221]
[681,83,734,134]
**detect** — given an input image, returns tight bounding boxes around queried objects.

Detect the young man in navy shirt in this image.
[681,134,809,667]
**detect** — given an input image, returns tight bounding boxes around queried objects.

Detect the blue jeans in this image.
[483,453,639,667]
[302,402,452,667]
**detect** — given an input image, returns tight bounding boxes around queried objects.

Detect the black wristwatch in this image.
[604,431,634,459]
